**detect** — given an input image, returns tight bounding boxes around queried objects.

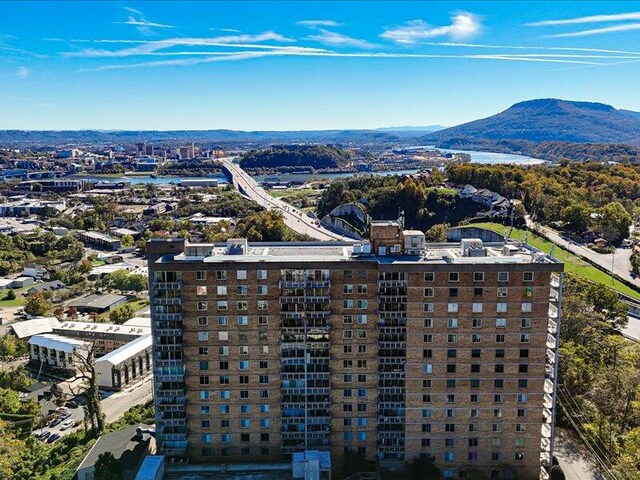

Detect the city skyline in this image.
[2,1,640,130]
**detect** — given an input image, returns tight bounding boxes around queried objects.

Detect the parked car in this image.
[39,431,51,441]
[49,417,62,428]
[60,420,74,431]
[60,412,71,420]
[47,433,60,443]
[55,407,68,414]
[66,401,78,409]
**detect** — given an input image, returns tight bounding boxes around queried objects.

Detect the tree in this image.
[5,289,16,301]
[93,452,123,480]
[23,292,52,317]
[594,202,632,245]
[560,204,590,234]
[70,343,105,433]
[120,234,134,247]
[109,304,134,325]
[0,334,29,359]
[425,223,450,242]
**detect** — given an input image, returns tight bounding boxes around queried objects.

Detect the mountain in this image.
[423,99,640,145]
[374,125,446,132]
[0,129,410,148]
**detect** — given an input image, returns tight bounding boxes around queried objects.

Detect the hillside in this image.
[239,145,352,170]
[424,99,640,145]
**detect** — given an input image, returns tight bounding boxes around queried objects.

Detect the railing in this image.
[153,281,183,291]
[378,280,408,288]
[154,313,184,322]
[155,328,183,337]
[155,297,182,306]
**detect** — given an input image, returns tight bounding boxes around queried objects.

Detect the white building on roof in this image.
[29,333,89,370]
[95,334,153,389]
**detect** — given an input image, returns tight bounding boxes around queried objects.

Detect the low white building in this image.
[95,334,153,389]
[29,333,89,370]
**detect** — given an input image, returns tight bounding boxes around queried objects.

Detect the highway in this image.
[222,159,355,242]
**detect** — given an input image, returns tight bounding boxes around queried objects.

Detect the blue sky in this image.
[2,1,640,130]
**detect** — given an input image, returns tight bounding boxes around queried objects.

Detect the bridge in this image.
[221,159,355,242]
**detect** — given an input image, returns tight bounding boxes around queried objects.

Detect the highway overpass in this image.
[221,159,355,242]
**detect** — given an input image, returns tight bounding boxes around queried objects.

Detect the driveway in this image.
[554,429,604,480]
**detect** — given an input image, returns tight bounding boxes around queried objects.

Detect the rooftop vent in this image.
[226,238,248,255]
[461,238,486,257]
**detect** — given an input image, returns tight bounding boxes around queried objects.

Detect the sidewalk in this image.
[554,429,604,480]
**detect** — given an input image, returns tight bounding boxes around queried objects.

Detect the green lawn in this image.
[471,222,640,301]
[0,287,28,307]
[426,186,458,195]
[268,188,318,199]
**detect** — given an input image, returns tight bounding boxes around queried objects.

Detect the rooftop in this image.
[12,317,61,339]
[68,293,126,309]
[56,320,150,337]
[95,334,152,367]
[29,333,89,353]
[159,239,561,266]
[77,424,154,473]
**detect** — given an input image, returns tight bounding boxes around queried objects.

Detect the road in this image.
[554,429,604,480]
[622,315,640,342]
[525,217,640,289]
[222,159,355,242]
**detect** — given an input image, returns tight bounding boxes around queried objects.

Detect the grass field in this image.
[268,188,319,199]
[471,222,640,301]
[0,287,27,307]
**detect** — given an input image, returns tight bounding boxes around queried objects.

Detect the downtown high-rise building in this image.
[148,224,562,480]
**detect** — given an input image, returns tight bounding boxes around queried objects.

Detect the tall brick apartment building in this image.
[148,223,562,480]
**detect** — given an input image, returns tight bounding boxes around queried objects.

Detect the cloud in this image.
[64,33,298,58]
[547,23,640,38]
[527,11,640,26]
[381,12,481,44]
[297,20,341,28]
[86,50,612,72]
[308,29,375,48]
[216,28,242,33]
[16,66,30,78]
[118,8,174,35]
[124,17,174,29]
[425,42,640,56]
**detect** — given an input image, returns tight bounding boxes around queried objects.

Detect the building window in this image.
[218,331,228,341]
[498,272,509,282]
[424,288,434,297]
[257,270,267,280]
[449,288,458,297]
[216,301,227,311]
[473,272,484,282]
[523,272,534,282]
[196,270,207,281]
[496,303,507,313]
[357,284,367,294]
[216,285,227,296]
[521,303,532,313]
[423,364,433,374]
[217,316,228,325]
[497,287,508,297]
[423,334,433,343]
[198,316,209,326]
[471,334,482,343]
[424,272,434,282]
[447,317,458,328]
[472,303,483,313]
[239,360,249,370]
[520,333,530,343]
[197,331,209,341]
[237,301,248,310]
[424,318,433,328]
[424,303,434,313]
[199,391,210,400]
[474,288,483,297]
[448,303,458,313]
[344,284,354,294]
[257,300,268,310]
[496,318,507,328]
[216,270,227,280]
[197,286,207,296]
[197,301,208,311]
[344,299,354,309]
[449,272,459,282]
[495,334,505,343]
[356,299,368,309]
[257,285,268,295]
[472,318,483,328]
[237,285,248,296]
[219,347,229,356]
[237,270,247,280]
[238,316,249,326]
[356,315,368,324]
[447,334,457,343]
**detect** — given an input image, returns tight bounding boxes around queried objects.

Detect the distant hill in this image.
[374,125,446,133]
[0,129,409,148]
[423,99,640,145]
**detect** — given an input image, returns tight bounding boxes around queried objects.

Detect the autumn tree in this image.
[70,343,105,434]
[23,292,52,317]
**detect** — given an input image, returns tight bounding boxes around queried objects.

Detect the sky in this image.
[2,1,640,130]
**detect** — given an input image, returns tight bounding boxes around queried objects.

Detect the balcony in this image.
[156,388,185,398]
[280,311,304,319]
[154,313,184,322]
[156,328,183,337]
[161,446,187,456]
[161,417,187,428]
[155,344,183,352]
[378,280,408,288]
[154,359,184,368]
[153,281,183,291]
[305,296,330,303]
[155,297,182,306]
[306,311,331,319]
[307,280,330,288]
[279,280,306,289]
[280,296,306,304]
[155,372,185,383]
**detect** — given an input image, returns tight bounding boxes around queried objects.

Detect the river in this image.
[74,147,543,185]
